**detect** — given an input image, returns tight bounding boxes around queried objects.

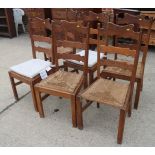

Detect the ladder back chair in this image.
[29,17,51,61]
[76,22,142,144]
[44,19,75,65]
[8,18,55,112]
[67,9,78,22]
[64,11,110,85]
[109,13,154,109]
[35,20,90,127]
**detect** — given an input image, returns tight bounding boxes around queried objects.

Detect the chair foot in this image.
[117,109,126,144]
[128,110,131,117]
[9,74,19,101]
[76,97,83,129]
[35,88,45,117]
[140,79,143,91]
[97,103,100,108]
[134,82,141,110]
[134,104,138,110]
[71,96,77,128]
[78,126,83,130]
[128,99,132,117]
[40,114,45,118]
[30,85,38,112]
[15,96,19,101]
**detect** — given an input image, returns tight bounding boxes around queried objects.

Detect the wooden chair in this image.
[35,20,90,127]
[104,13,154,109]
[63,11,110,85]
[8,18,55,112]
[76,22,142,144]
[67,9,78,22]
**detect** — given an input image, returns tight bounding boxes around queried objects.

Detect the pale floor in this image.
[0,34,155,146]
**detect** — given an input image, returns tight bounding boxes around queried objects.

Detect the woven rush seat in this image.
[81,78,130,108]
[36,70,83,93]
[103,62,143,79]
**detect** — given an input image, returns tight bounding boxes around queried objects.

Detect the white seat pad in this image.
[10,59,52,78]
[68,50,104,67]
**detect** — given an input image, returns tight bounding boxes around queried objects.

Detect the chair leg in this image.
[30,84,38,112]
[128,96,132,117]
[97,102,100,108]
[22,23,26,33]
[64,62,68,72]
[35,88,44,118]
[89,70,94,85]
[134,81,141,110]
[117,109,126,144]
[128,103,131,117]
[15,23,18,37]
[140,78,143,91]
[76,97,83,130]
[44,53,48,61]
[9,75,19,101]
[71,96,77,128]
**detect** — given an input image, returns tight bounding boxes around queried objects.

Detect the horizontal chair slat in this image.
[115,43,138,50]
[100,59,134,70]
[34,46,51,54]
[32,35,52,43]
[89,38,98,45]
[57,40,87,49]
[57,53,85,62]
[99,45,136,57]
[90,28,98,35]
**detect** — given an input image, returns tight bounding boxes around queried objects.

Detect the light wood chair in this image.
[104,13,154,109]
[76,22,142,144]
[63,11,110,85]
[8,18,55,111]
[35,20,90,127]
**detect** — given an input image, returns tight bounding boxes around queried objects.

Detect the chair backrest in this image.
[116,13,154,64]
[67,9,78,22]
[13,8,24,24]
[97,22,142,92]
[81,11,110,26]
[52,20,90,76]
[80,11,110,46]
[28,18,53,62]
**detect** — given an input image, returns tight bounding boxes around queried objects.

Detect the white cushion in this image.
[10,59,52,78]
[68,50,104,67]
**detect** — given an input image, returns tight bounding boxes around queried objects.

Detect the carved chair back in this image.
[97,22,142,96]
[28,18,53,62]
[116,13,154,64]
[52,20,90,85]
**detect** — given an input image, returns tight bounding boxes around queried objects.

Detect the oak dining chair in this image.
[35,20,90,127]
[63,11,110,85]
[76,22,142,144]
[8,18,55,111]
[107,13,154,109]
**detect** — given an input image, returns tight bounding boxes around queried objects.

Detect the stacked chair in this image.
[64,11,110,85]
[102,13,154,110]
[8,10,154,144]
